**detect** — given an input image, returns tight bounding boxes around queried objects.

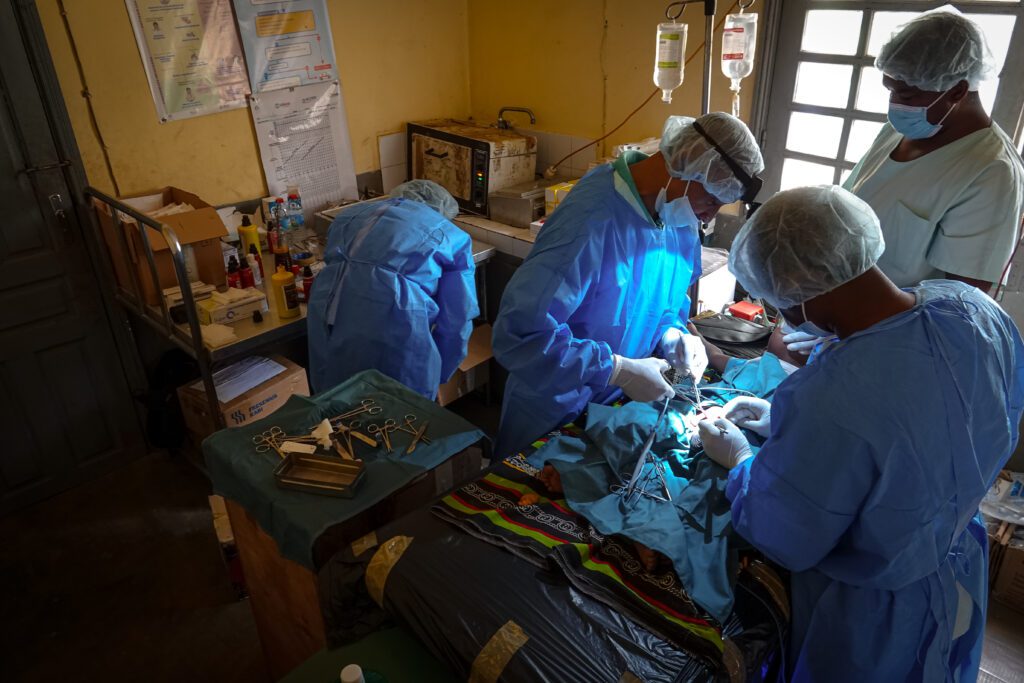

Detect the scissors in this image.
[334,399,383,421]
[344,421,378,447]
[368,420,398,452]
[253,426,286,454]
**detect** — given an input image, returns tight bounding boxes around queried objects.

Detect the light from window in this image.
[794,62,854,108]
[801,10,863,55]
[781,158,836,191]
[965,14,1016,113]
[786,112,845,158]
[846,120,887,162]
[856,67,891,114]
[867,11,918,57]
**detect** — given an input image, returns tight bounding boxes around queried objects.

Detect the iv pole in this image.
[665,0,718,115]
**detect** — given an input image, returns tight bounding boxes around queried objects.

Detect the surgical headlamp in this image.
[692,120,763,204]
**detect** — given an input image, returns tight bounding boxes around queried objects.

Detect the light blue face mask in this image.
[655,179,700,228]
[784,301,831,338]
[887,88,957,140]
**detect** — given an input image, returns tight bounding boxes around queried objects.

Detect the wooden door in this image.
[0,0,142,514]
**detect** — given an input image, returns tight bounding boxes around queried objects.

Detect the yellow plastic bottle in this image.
[271,265,300,319]
[238,215,260,257]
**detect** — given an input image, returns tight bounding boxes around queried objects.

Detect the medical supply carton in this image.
[177,355,309,444]
[93,186,228,307]
[437,324,492,406]
[544,181,576,215]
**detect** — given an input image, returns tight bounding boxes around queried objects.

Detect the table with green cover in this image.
[204,369,485,568]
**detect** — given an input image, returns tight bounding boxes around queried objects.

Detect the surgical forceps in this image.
[367,420,398,453]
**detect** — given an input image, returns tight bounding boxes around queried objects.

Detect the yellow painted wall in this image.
[35,0,470,205]
[35,0,762,205]
[467,0,764,156]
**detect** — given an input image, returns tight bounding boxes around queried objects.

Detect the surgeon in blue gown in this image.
[492,113,764,457]
[699,185,1024,683]
[307,180,478,397]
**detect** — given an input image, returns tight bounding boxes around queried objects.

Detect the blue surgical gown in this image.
[726,280,1024,682]
[492,162,701,457]
[307,198,478,397]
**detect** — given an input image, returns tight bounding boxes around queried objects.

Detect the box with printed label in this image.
[177,355,309,443]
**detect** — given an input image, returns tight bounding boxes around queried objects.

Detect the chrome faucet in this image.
[497,107,536,130]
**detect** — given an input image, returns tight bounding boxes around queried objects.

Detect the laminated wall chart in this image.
[235,0,357,214]
[250,82,358,219]
[231,0,337,92]
[126,0,250,122]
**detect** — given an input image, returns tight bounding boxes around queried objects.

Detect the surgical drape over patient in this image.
[875,11,994,91]
[729,185,884,309]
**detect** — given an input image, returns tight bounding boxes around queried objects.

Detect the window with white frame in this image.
[756,1,1024,196]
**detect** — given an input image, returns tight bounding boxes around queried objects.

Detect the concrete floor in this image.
[0,451,268,683]
[2,389,1022,682]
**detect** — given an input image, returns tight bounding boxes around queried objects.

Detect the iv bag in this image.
[654,22,687,103]
[721,13,757,81]
[721,13,758,116]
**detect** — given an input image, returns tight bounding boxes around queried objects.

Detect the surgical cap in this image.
[875,10,994,92]
[728,185,885,309]
[391,179,459,219]
[659,113,764,204]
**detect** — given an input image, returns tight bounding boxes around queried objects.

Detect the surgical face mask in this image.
[783,301,831,338]
[655,179,699,228]
[887,89,957,140]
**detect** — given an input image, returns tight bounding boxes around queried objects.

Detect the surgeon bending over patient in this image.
[700,185,1024,683]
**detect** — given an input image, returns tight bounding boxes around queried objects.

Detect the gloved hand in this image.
[660,327,709,380]
[697,418,754,469]
[781,327,827,355]
[610,355,675,403]
[723,397,772,438]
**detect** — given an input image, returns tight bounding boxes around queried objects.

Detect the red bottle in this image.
[301,265,314,303]
[226,255,241,289]
[239,260,255,288]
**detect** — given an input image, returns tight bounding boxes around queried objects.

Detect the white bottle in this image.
[340,664,365,683]
[653,22,688,103]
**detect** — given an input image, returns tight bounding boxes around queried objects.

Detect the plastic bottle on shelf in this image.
[238,215,260,256]
[247,244,264,285]
[301,265,314,303]
[226,255,241,289]
[270,266,300,319]
[272,197,287,227]
[273,223,292,272]
[239,257,255,289]
[287,193,305,231]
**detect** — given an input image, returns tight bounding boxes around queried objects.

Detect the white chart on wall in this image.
[250,81,358,219]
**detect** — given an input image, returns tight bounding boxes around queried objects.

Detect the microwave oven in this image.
[406,119,537,216]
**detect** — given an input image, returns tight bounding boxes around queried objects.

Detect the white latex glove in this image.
[723,397,772,438]
[781,327,826,355]
[610,355,675,403]
[697,418,754,469]
[660,328,709,380]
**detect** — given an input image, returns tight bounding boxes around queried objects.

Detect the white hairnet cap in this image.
[659,113,764,204]
[875,9,994,91]
[392,179,459,219]
[728,185,885,309]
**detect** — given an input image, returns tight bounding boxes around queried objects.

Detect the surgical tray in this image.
[274,453,365,497]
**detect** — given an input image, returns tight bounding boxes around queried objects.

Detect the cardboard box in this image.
[177,355,309,442]
[437,324,492,406]
[993,543,1024,614]
[197,288,269,325]
[93,186,228,307]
